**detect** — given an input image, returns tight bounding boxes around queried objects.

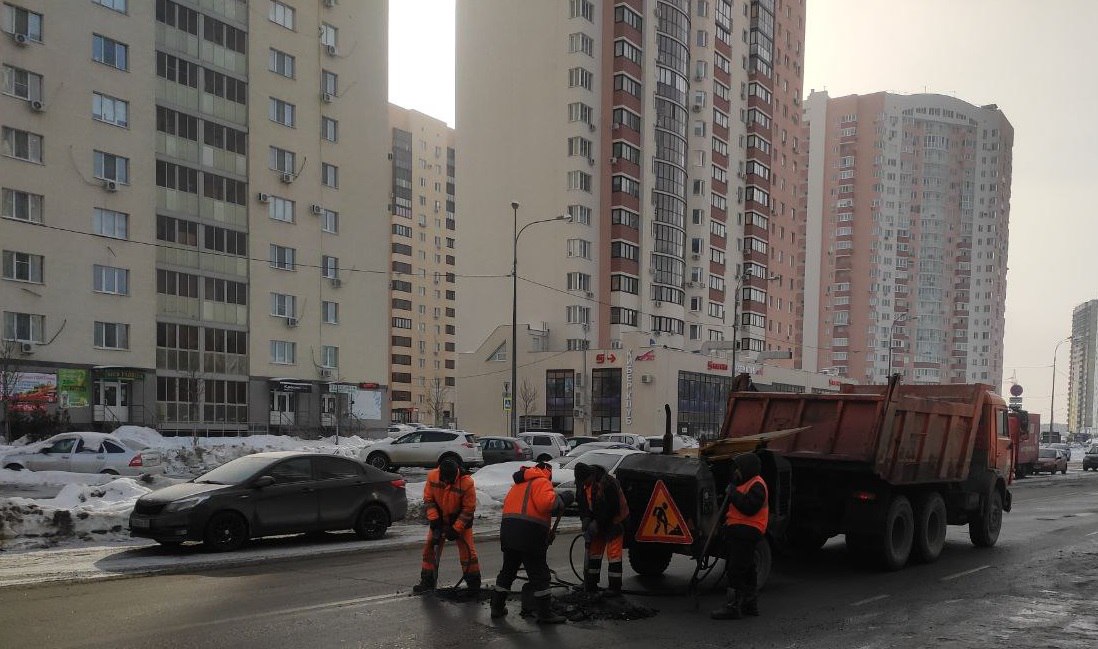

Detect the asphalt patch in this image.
[547,590,659,622]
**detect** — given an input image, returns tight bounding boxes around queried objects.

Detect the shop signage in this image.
[636,350,655,362]
[58,369,90,408]
[595,352,617,364]
[624,349,634,426]
[707,361,729,371]
[94,367,146,380]
[1,372,57,412]
[271,379,313,393]
[328,383,357,394]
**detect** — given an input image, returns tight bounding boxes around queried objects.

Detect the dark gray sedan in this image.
[129,452,407,551]
[477,436,533,464]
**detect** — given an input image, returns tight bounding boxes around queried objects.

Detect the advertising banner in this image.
[58,369,90,408]
[1,372,57,412]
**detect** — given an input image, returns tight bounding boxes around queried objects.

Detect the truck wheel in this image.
[912,492,947,563]
[968,488,1002,548]
[755,538,772,590]
[879,495,914,570]
[628,544,673,577]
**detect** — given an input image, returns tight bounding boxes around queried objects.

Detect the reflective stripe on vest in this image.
[502,480,551,528]
[725,475,768,533]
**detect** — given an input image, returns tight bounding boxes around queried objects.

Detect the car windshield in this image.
[1088,446,1098,454]
[1039,449,1058,458]
[572,452,624,471]
[195,456,276,485]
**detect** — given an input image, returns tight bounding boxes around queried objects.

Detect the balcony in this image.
[155,24,200,59]
[200,93,247,126]
[201,301,248,326]
[156,78,200,112]
[157,133,200,166]
[200,41,247,77]
[158,187,200,216]
[200,196,247,228]
[201,145,247,177]
[157,295,200,320]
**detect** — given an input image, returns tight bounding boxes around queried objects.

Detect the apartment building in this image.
[388,105,457,426]
[1067,299,1098,434]
[803,91,1013,387]
[456,0,806,435]
[0,0,389,437]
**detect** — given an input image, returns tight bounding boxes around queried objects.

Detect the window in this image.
[205,277,247,305]
[155,51,199,87]
[566,305,591,324]
[567,136,592,158]
[156,160,199,193]
[157,106,199,141]
[614,38,642,65]
[611,274,639,295]
[610,307,638,327]
[94,0,127,13]
[3,3,41,41]
[268,146,296,174]
[270,340,296,364]
[567,170,592,192]
[270,197,294,222]
[156,0,199,33]
[322,163,338,188]
[567,238,592,259]
[567,204,591,225]
[92,92,128,128]
[568,67,593,90]
[3,188,43,224]
[569,0,594,21]
[270,293,297,318]
[3,311,44,342]
[94,322,129,349]
[567,272,591,292]
[2,250,42,283]
[322,301,339,324]
[569,32,594,56]
[320,23,337,47]
[202,120,246,154]
[269,48,295,78]
[203,16,246,53]
[204,69,247,105]
[321,208,338,233]
[612,107,641,131]
[612,141,641,165]
[2,64,42,101]
[392,317,413,330]
[614,73,641,97]
[2,127,42,163]
[269,1,294,30]
[611,241,638,261]
[321,345,338,368]
[268,98,295,127]
[322,70,338,96]
[321,255,339,279]
[568,102,592,124]
[611,208,639,229]
[614,4,642,30]
[92,264,128,294]
[322,117,338,142]
[94,151,129,183]
[92,34,128,70]
[269,244,296,271]
[203,224,246,256]
[202,172,246,205]
[612,175,640,197]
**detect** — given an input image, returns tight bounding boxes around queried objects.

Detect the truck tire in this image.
[628,544,673,577]
[755,538,772,590]
[912,492,947,563]
[968,488,1002,548]
[879,495,914,570]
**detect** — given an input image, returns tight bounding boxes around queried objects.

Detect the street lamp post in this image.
[887,314,917,379]
[510,202,571,437]
[731,270,779,374]
[1049,334,1072,443]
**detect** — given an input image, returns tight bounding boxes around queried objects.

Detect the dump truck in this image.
[614,374,1022,584]
[1009,410,1040,478]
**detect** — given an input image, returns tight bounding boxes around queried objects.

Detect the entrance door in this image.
[270,391,296,426]
[321,394,338,428]
[94,380,129,424]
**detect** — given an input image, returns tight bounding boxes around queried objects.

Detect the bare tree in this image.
[519,378,540,417]
[0,339,26,443]
[423,377,450,427]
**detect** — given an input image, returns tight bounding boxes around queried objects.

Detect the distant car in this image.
[645,435,694,454]
[478,436,533,464]
[362,429,482,471]
[567,436,600,452]
[1034,448,1068,475]
[558,441,635,460]
[1083,445,1098,471]
[1,432,163,475]
[518,432,570,462]
[598,433,649,451]
[553,448,647,511]
[129,452,407,551]
[1049,443,1072,462]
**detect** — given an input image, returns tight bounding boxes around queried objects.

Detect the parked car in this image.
[362,429,482,471]
[478,436,533,464]
[129,452,406,551]
[598,433,650,451]
[1,432,163,475]
[645,435,695,454]
[518,432,570,462]
[1034,448,1068,475]
[1082,445,1098,471]
[1049,443,1073,462]
[553,448,646,511]
[558,441,635,461]
[567,436,600,452]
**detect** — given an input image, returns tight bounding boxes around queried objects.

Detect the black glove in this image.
[556,489,576,508]
[429,518,445,531]
[445,526,459,541]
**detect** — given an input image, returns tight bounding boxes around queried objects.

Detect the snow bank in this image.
[0,468,117,487]
[0,478,153,550]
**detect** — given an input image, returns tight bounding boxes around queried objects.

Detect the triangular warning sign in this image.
[634,480,694,545]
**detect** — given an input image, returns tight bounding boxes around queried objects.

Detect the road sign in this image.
[1009,396,1023,406]
[503,397,512,412]
[634,480,694,545]
[1010,384,1023,397]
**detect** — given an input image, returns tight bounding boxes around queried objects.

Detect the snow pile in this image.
[0,478,153,550]
[0,468,117,487]
[402,462,569,525]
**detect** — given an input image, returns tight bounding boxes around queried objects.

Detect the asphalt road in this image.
[2,472,1097,649]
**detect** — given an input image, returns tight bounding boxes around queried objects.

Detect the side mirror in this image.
[253,475,276,489]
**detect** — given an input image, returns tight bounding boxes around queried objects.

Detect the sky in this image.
[389,0,1098,429]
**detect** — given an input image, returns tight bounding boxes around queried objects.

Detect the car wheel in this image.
[204,511,249,552]
[366,452,391,470]
[4,463,24,471]
[354,504,390,541]
[100,469,119,475]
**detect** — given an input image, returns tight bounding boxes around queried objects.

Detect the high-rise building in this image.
[803,91,1013,386]
[0,0,390,437]
[388,105,457,426]
[1068,299,1098,434]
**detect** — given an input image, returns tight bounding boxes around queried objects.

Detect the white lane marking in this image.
[850,594,890,607]
[941,565,991,582]
[1086,531,1098,536]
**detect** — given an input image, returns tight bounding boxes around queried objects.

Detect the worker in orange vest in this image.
[414,458,480,593]
[490,463,573,624]
[711,452,768,620]
[574,462,629,595]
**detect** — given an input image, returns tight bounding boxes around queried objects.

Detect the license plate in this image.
[131,517,151,529]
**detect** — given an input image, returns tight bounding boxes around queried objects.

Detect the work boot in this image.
[464,573,481,593]
[520,583,536,616]
[741,596,759,617]
[710,589,742,620]
[535,594,567,624]
[490,589,508,618]
[583,571,599,594]
[412,572,436,594]
[606,569,623,597]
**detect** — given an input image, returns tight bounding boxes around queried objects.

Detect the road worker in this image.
[711,452,768,620]
[574,462,629,595]
[490,463,574,624]
[414,458,480,594]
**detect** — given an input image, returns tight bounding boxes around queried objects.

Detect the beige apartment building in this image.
[0,0,390,438]
[455,0,810,436]
[803,91,1013,387]
[387,105,457,426]
[1067,299,1098,435]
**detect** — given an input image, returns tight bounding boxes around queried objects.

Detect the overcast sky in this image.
[389,0,1098,428]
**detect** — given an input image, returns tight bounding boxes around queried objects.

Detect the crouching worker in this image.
[711,452,768,620]
[491,463,574,624]
[574,462,629,595]
[414,458,480,594]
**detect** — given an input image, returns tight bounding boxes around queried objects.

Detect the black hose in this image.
[565,533,726,597]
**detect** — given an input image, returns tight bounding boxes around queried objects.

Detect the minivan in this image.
[518,432,570,462]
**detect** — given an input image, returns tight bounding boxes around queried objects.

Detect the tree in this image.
[0,339,27,444]
[423,377,450,427]
[519,378,539,417]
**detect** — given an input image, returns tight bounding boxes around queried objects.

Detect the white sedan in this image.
[1,432,163,475]
[552,448,647,487]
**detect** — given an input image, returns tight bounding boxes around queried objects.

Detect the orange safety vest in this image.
[501,466,556,529]
[725,475,768,533]
[424,467,477,532]
[582,478,629,525]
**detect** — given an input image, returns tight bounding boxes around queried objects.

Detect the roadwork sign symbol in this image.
[634,480,694,545]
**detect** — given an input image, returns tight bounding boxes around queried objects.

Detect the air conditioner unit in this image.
[695,74,704,81]
[319,368,334,379]
[102,179,118,192]
[692,105,702,113]
[585,291,594,299]
[330,278,342,288]
[311,204,324,215]
[654,301,662,308]
[280,172,294,184]
[19,342,34,354]
[588,123,596,132]
[321,92,334,103]
[325,44,338,56]
[286,316,299,327]
[11,32,28,46]
[257,192,271,203]
[640,374,654,384]
[28,99,44,112]
[587,157,595,166]
[610,339,622,350]
[573,408,585,418]
[691,253,701,260]
[612,123,621,130]
[581,323,590,332]
[609,157,618,165]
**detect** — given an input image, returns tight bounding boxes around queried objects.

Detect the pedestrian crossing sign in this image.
[634,479,694,545]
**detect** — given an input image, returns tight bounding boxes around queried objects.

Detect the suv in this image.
[598,433,649,451]
[518,432,570,462]
[1083,445,1098,471]
[362,429,482,471]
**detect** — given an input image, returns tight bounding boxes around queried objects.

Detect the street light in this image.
[887,314,918,379]
[731,269,778,373]
[1049,334,1072,443]
[510,202,571,437]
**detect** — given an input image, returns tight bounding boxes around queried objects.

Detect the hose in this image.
[565,533,726,598]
